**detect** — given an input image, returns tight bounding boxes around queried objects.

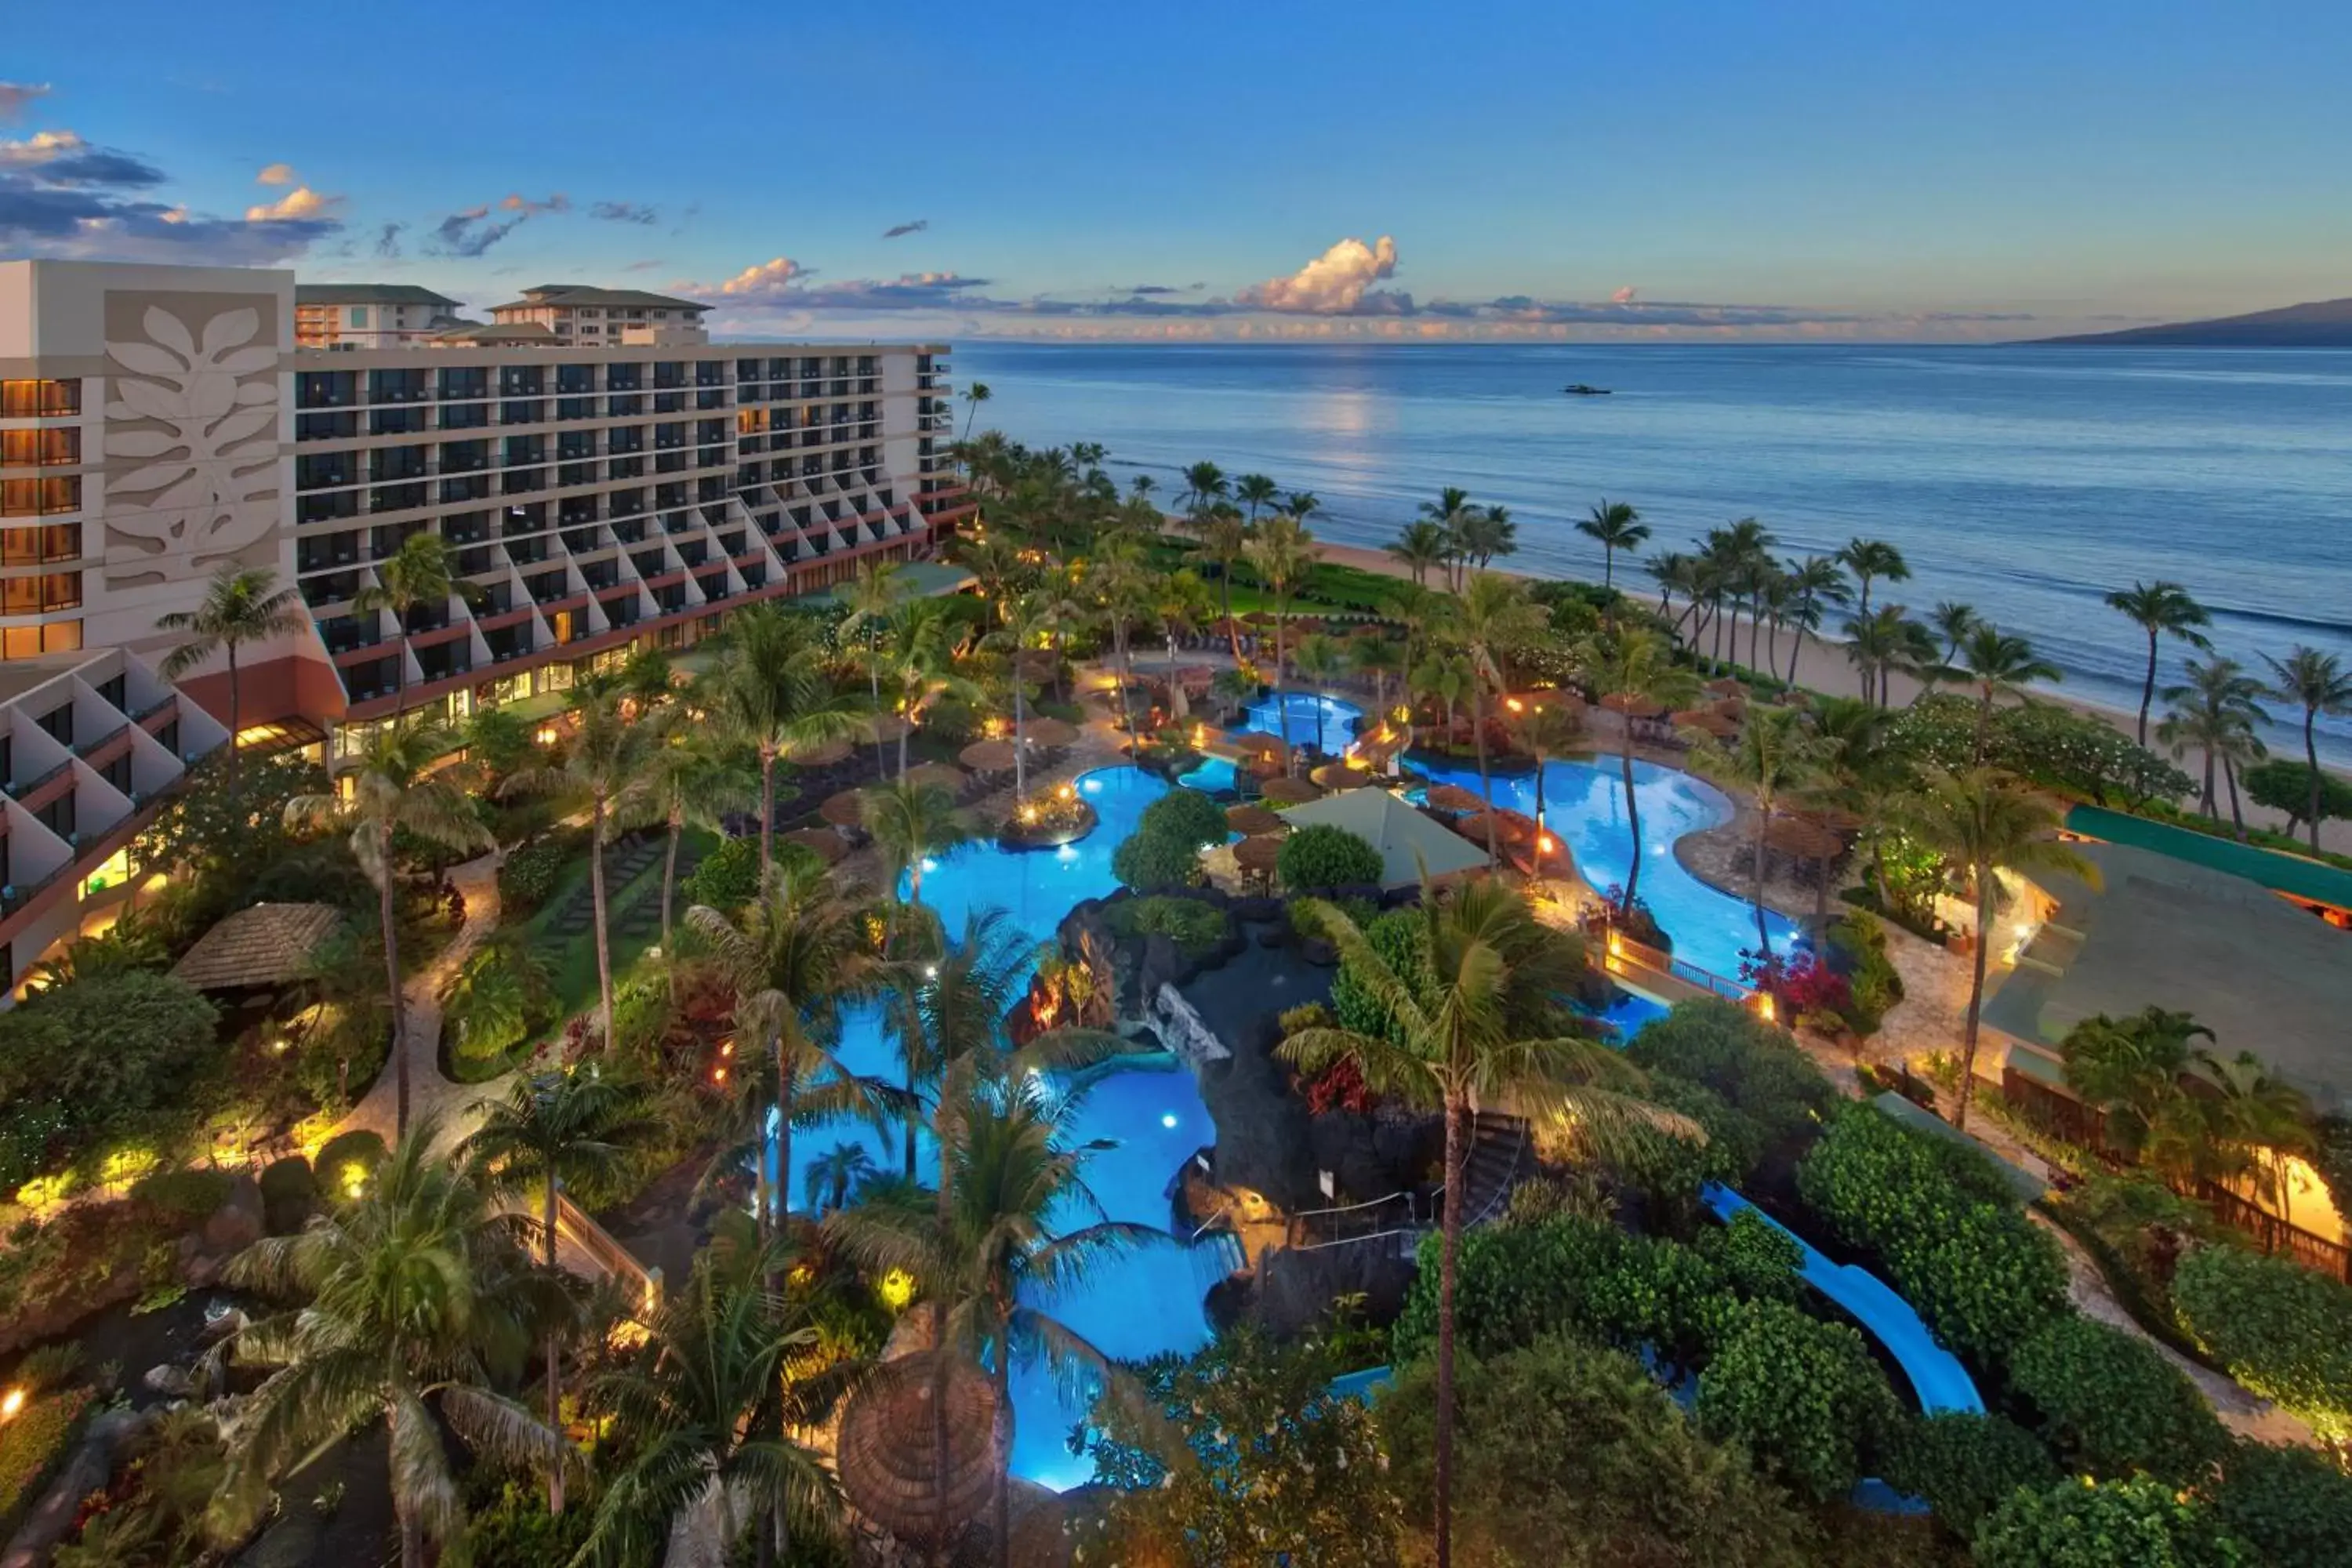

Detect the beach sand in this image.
[1315,541,2351,855]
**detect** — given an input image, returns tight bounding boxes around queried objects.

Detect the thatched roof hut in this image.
[1258,776,1323,805]
[171,903,344,992]
[783,828,848,865]
[1225,804,1287,837]
[1022,717,1080,749]
[836,1352,1003,1548]
[786,736,852,766]
[1425,783,1486,813]
[1233,835,1284,874]
[902,761,968,793]
[960,739,1018,772]
[818,789,869,827]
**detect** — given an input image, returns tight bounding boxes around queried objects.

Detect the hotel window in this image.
[0,620,79,660]
[0,525,81,565]
[350,307,370,328]
[0,380,80,417]
[0,477,80,517]
[0,429,78,468]
[0,574,81,614]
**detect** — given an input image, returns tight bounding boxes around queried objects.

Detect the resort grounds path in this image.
[330,848,514,1156]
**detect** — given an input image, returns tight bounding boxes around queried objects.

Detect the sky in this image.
[5,0,2350,343]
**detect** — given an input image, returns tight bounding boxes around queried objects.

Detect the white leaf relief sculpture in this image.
[103,300,281,582]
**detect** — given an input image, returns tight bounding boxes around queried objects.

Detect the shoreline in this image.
[1311,541,2352,855]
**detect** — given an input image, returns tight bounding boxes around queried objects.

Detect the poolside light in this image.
[534,724,559,746]
[0,1388,23,1421]
[878,1268,916,1312]
[1161,1112,1179,1129]
[1020,804,1038,824]
[1754,993,1777,1024]
[1538,834,1557,855]
[713,1065,728,1084]
[1059,782,1075,801]
[1505,698,1523,713]
[719,1040,734,1058]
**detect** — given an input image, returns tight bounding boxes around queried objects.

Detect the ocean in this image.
[951,342,2352,765]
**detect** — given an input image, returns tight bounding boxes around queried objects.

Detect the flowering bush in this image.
[1301,1057,1376,1116]
[1593,887,1672,953]
[1739,949,1856,1036]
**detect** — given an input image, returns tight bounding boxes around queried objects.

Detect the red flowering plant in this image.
[1739,949,1855,1036]
[1302,1056,1377,1116]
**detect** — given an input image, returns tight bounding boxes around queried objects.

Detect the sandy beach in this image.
[1314,541,2351,855]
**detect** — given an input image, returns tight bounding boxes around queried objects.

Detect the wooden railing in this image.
[1595,923,1753,1004]
[551,1189,663,1309]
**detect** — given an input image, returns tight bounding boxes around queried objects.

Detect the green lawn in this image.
[520,827,718,1017]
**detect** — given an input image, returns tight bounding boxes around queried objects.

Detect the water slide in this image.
[1699,1183,1984,1416]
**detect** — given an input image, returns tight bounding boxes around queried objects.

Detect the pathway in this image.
[330,848,514,1155]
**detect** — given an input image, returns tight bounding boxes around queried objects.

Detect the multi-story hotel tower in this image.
[0,259,967,990]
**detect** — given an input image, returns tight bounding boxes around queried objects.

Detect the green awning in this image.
[2066,804,2352,912]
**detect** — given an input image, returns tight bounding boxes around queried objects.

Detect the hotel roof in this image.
[491,285,706,313]
[1276,788,1490,888]
[296,284,463,307]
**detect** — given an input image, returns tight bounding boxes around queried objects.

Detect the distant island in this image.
[2032,296,2352,347]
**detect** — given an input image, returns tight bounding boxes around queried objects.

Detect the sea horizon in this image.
[956,339,2352,766]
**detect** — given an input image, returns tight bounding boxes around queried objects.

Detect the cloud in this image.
[590,200,657,224]
[621,257,664,272]
[427,204,524,257]
[244,184,339,222]
[256,162,296,186]
[1126,284,1200,296]
[0,130,165,187]
[374,221,404,259]
[0,83,48,121]
[1236,234,1402,314]
[702,256,807,298]
[499,191,571,216]
[1611,285,1637,304]
[881,218,928,239]
[683,260,998,315]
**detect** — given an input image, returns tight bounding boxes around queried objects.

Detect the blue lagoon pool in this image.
[1178,753,1240,794]
[1414,753,1802,980]
[1242,691,1362,755]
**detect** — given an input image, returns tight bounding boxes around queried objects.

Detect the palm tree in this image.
[1799,695,1895,924]
[985,595,1054,808]
[1410,651,1475,753]
[2158,658,2269,832]
[352,531,476,716]
[960,380,992,440]
[1458,505,1517,572]
[1279,880,1683,1568]
[1687,706,1817,960]
[216,1120,569,1567]
[1901,768,2097,1128]
[877,599,985,779]
[1577,628,1698,917]
[285,720,492,1136]
[1957,626,2060,762]
[688,860,886,1237]
[1291,631,1346,701]
[1576,499,1649,590]
[1350,636,1406,735]
[503,684,655,1053]
[1178,460,1229,524]
[1838,537,1909,621]
[633,717,752,959]
[1842,604,1939,710]
[1453,573,1548,865]
[1152,569,1214,720]
[843,560,915,780]
[1233,472,1279,524]
[463,1068,655,1514]
[1505,694,1584,848]
[1188,508,1252,661]
[1245,514,1319,767]
[804,1142,877,1217]
[709,603,865,877]
[1388,518,1451,590]
[155,565,305,789]
[2106,581,2214,746]
[1285,490,1321,524]
[1927,600,1983,681]
[833,1080,1159,1568]
[1087,539,1155,746]
[1417,488,1477,592]
[862,779,969,910]
[2260,646,2352,852]
[2196,1049,2315,1224]
[1778,556,1851,685]
[2062,1007,2210,1167]
[1715,518,1780,676]
[577,1236,848,1568]
[1645,550,1694,627]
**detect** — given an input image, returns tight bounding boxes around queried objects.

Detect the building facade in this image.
[0,258,970,990]
[295,284,466,350]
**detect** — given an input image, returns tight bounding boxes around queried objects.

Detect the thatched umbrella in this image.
[1425,783,1486,813]
[835,1352,1003,1549]
[1765,814,1844,862]
[1225,803,1287,836]
[1601,693,1664,718]
[1022,716,1080,749]
[1288,615,1327,636]
[1671,709,1738,739]
[1309,761,1368,791]
[1243,610,1278,627]
[1247,753,1287,780]
[1713,694,1748,720]
[902,761,967,793]
[1231,731,1286,758]
[1259,775,1323,805]
[786,736,852,767]
[867,713,913,745]
[1704,676,1746,698]
[1506,688,1587,720]
[782,827,848,865]
[959,739,1019,772]
[818,789,868,827]
[1234,835,1284,875]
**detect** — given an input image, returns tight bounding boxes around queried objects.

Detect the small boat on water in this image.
[1563,383,1613,396]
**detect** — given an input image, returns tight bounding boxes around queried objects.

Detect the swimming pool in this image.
[1413,753,1802,980]
[782,764,1230,1491]
[1590,985,1671,1042]
[1178,753,1239,795]
[1242,690,1362,755]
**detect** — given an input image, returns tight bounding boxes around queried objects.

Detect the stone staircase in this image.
[1454,1109,1530,1229]
[546,831,664,938]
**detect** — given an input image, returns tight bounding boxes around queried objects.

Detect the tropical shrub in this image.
[1110,827,1205,891]
[1105,895,1229,959]
[1327,907,1430,1047]
[1393,1215,1724,1367]
[2170,1243,2352,1445]
[495,828,583,915]
[2208,1439,2352,1568]
[310,1129,387,1200]
[0,971,220,1188]
[679,833,762,912]
[1697,1298,1902,1500]
[2008,1315,2227,1483]
[1795,1105,2068,1364]
[1275,823,1383,893]
[1973,1476,2242,1568]
[1071,1328,1400,1568]
[1891,692,2193,806]
[257,1155,318,1233]
[0,1387,92,1525]
[126,1167,233,1223]
[1881,1411,2059,1542]
[1697,1206,1804,1301]
[2241,758,2352,832]
[1301,1058,1376,1116]
[1380,1337,1815,1568]
[1628,998,1838,1174]
[1137,786,1230,851]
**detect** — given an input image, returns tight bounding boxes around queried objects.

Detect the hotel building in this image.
[0,258,968,991]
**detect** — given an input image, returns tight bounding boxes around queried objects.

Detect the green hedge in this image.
[1795,1105,2068,1365]
[497,829,584,916]
[1275,824,1382,892]
[2209,1439,2352,1568]
[681,833,762,912]
[2172,1243,2352,1446]
[1327,907,1430,1047]
[127,1167,233,1221]
[2008,1314,2227,1484]
[1695,1297,1901,1501]
[1881,1412,2059,1543]
[1628,998,1838,1179]
[0,1387,91,1528]
[1973,1475,2241,1568]
[1105,896,1229,960]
